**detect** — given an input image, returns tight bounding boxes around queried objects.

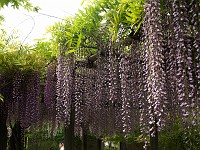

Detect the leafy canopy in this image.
[0,28,54,75]
[47,0,144,58]
[0,0,145,75]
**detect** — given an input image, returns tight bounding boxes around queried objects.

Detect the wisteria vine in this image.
[0,0,199,149]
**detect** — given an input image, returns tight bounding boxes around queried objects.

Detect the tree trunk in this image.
[97,139,104,150]
[0,79,10,150]
[150,118,158,150]
[0,101,8,150]
[120,142,127,150]
[64,103,75,150]
[64,66,75,150]
[0,119,8,150]
[9,121,24,150]
[82,127,88,150]
[24,136,28,149]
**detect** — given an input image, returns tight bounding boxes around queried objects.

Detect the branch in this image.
[75,53,98,69]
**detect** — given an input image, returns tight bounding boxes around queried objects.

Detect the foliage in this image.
[0,0,39,11]
[25,124,64,150]
[0,30,56,75]
[103,134,124,144]
[0,15,4,23]
[48,0,144,55]
[33,39,58,62]
[0,49,45,73]
[48,6,102,57]
[94,0,144,41]
[158,123,200,150]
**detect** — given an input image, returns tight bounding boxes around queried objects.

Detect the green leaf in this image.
[66,49,76,55]
[0,94,4,102]
[76,32,83,48]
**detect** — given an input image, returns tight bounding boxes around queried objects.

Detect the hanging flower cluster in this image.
[44,63,57,114]
[89,53,109,137]
[56,52,74,126]
[163,0,200,127]
[12,72,40,128]
[119,54,132,135]
[143,0,167,139]
[73,45,141,137]
[69,0,199,146]
[39,0,199,148]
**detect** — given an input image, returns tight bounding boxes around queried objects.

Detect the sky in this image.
[1,0,83,44]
